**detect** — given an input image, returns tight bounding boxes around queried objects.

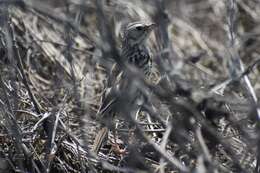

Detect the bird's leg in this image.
[126,106,141,144]
[111,120,126,155]
[146,112,157,139]
[113,120,119,144]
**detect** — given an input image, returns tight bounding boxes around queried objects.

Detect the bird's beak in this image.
[146,23,156,31]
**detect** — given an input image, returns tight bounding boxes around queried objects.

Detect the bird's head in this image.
[123,21,156,46]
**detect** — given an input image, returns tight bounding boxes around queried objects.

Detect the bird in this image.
[92,21,156,154]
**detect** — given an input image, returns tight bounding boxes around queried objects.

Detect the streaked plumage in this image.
[92,21,155,154]
[122,21,154,76]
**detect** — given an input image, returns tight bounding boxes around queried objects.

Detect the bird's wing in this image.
[107,63,121,87]
[97,85,118,117]
[98,65,125,117]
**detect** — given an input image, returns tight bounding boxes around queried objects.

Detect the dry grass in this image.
[0,0,260,172]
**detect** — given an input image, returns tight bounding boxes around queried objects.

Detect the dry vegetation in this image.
[0,0,260,172]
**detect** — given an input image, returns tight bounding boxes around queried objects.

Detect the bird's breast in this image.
[122,46,151,76]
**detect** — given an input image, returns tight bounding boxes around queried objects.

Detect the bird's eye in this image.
[136,26,143,31]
